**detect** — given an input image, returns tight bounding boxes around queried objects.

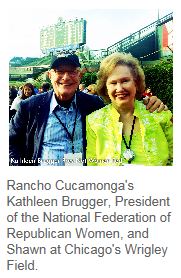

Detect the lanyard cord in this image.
[122,116,136,164]
[53,108,78,153]
[122,115,136,149]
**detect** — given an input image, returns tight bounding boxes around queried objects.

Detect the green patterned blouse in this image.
[86,100,173,166]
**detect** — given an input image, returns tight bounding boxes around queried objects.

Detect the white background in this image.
[0,0,180,277]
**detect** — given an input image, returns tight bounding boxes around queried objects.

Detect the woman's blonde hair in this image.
[96,52,145,103]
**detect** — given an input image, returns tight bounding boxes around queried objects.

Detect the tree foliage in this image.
[80,72,97,87]
[143,58,173,111]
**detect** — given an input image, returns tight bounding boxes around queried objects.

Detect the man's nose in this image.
[61,72,71,79]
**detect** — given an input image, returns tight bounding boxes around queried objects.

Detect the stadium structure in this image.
[9,13,173,79]
[40,17,86,55]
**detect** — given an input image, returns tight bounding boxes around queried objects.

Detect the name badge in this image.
[64,153,83,166]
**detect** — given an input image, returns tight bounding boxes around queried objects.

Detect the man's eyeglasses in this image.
[53,69,79,77]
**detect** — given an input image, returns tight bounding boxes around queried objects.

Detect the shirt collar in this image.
[110,100,141,120]
[49,91,77,114]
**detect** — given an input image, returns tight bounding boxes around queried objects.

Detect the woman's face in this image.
[106,65,137,109]
[23,86,33,97]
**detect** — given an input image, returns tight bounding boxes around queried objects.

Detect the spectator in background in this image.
[17,86,23,97]
[9,85,18,106]
[79,83,88,93]
[87,84,97,95]
[39,82,51,93]
[10,83,35,120]
[33,85,39,95]
[142,88,153,98]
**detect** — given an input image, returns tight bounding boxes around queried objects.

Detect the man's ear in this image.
[47,70,51,79]
[79,67,87,79]
[79,69,84,79]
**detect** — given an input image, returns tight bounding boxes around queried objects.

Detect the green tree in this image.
[143,58,173,111]
[80,72,97,87]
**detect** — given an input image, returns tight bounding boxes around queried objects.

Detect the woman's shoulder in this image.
[135,100,172,122]
[87,104,111,122]
[152,109,173,125]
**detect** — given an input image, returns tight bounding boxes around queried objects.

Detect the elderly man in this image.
[9,54,165,166]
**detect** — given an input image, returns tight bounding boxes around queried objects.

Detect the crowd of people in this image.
[9,53,173,166]
[9,82,51,120]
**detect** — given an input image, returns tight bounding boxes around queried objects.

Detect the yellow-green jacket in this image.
[86,100,173,166]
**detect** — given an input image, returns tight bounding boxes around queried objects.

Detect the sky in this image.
[8,8,173,59]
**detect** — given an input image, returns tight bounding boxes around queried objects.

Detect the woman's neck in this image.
[113,103,134,120]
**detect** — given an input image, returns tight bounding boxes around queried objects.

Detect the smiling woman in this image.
[10,83,36,120]
[86,52,173,166]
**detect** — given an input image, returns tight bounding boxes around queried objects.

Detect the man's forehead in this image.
[54,64,79,70]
